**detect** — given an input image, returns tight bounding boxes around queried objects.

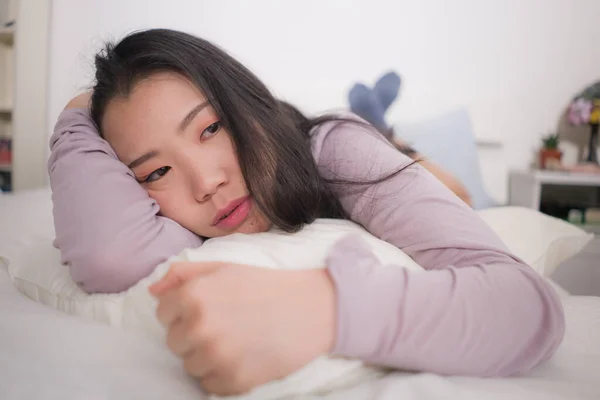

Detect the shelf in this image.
[475,139,504,149]
[0,27,14,44]
[511,169,600,187]
[0,164,11,172]
[0,105,12,114]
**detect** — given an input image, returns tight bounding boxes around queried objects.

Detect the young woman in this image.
[49,29,564,396]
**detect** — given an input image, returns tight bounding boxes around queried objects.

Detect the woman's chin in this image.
[235,213,272,235]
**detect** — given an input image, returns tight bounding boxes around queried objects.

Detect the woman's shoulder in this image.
[309,110,394,166]
[309,110,415,183]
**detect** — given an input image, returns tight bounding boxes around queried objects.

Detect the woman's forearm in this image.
[325,235,565,377]
[49,108,202,293]
[312,120,564,376]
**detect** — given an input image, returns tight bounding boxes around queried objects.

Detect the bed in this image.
[1,188,600,400]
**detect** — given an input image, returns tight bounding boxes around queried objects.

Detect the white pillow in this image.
[8,219,422,400]
[7,207,592,338]
[5,207,593,399]
[476,206,593,277]
[8,219,423,338]
[7,206,590,307]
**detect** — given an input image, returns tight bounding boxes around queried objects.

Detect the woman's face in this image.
[102,72,271,238]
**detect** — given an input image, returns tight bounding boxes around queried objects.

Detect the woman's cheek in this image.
[148,190,179,219]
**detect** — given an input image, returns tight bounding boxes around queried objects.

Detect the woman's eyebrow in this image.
[128,150,159,169]
[178,101,209,133]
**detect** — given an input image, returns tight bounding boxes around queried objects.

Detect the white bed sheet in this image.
[1,189,600,400]
[2,264,599,400]
[0,266,206,400]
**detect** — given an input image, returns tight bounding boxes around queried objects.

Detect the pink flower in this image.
[568,98,592,125]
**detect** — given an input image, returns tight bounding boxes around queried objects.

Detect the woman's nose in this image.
[189,163,227,203]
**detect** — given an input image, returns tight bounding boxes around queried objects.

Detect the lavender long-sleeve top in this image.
[48,108,565,377]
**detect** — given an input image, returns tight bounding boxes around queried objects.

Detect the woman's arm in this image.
[49,105,202,293]
[312,120,565,377]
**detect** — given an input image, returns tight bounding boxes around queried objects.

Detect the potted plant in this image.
[539,133,562,170]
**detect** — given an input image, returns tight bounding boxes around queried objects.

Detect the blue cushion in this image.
[394,109,495,210]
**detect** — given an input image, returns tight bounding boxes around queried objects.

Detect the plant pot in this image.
[539,148,562,170]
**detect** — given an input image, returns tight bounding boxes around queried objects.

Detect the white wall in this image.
[48,0,600,201]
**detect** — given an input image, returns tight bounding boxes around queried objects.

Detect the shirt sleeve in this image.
[48,108,202,293]
[311,118,565,377]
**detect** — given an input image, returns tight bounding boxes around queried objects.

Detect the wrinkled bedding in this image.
[2,266,600,400]
[1,188,599,399]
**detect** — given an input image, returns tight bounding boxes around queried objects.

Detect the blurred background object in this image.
[566,81,600,164]
[0,0,50,193]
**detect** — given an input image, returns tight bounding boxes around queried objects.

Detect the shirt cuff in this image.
[325,233,407,361]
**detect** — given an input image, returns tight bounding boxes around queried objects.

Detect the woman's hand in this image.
[64,91,92,110]
[149,262,336,396]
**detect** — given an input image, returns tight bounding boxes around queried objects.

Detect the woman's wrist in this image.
[292,268,337,356]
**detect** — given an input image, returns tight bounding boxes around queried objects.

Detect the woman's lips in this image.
[213,196,251,229]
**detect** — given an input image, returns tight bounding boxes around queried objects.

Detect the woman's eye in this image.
[142,166,171,183]
[201,121,221,139]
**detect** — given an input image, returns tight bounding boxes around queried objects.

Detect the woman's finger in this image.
[166,315,197,356]
[155,289,186,327]
[183,348,213,379]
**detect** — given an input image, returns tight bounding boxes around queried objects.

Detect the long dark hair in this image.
[90,29,411,233]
